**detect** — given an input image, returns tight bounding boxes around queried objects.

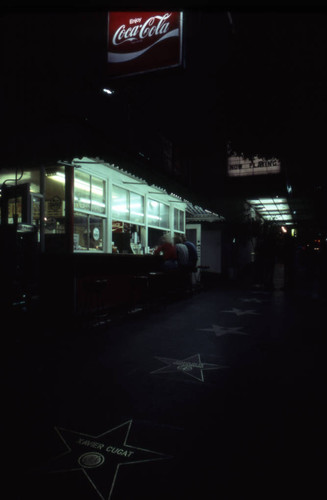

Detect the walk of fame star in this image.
[151,353,225,382]
[198,324,248,337]
[220,307,260,316]
[240,297,264,303]
[49,420,170,500]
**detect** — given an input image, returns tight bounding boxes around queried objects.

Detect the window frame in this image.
[73,169,107,253]
[174,207,185,233]
[147,198,170,230]
[111,183,146,226]
[74,170,107,218]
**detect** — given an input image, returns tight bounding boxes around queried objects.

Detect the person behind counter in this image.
[154,233,178,270]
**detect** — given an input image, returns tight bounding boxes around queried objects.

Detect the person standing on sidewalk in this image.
[174,234,189,269]
[183,236,198,271]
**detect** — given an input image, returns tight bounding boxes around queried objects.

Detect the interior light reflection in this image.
[53,172,104,196]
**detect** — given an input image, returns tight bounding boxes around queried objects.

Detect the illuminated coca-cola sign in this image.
[107,12,183,77]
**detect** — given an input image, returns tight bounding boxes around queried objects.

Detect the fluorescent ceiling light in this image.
[257,203,288,210]
[112,205,129,213]
[52,172,103,196]
[246,197,293,223]
[148,214,161,220]
[131,211,144,217]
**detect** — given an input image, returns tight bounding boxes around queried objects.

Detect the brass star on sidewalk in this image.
[220,307,260,316]
[198,324,248,337]
[240,297,264,303]
[151,354,225,382]
[48,420,170,500]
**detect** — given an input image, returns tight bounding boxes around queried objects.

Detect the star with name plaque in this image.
[151,353,225,382]
[48,420,170,499]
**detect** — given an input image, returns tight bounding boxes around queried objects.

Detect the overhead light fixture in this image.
[102,88,114,95]
[246,197,293,224]
[52,172,103,196]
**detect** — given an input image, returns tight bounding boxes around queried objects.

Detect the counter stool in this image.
[82,278,109,324]
[129,275,149,313]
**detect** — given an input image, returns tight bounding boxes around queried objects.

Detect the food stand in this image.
[1,157,188,321]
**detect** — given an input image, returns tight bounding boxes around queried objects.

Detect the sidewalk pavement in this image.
[5,276,326,499]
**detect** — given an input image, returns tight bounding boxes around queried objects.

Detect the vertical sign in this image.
[107,12,183,77]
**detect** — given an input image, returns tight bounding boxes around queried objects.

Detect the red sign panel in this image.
[107,12,183,77]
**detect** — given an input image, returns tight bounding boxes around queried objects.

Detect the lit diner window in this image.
[74,171,106,214]
[74,171,91,211]
[174,208,184,232]
[111,186,145,254]
[112,185,129,220]
[147,199,169,229]
[73,170,106,252]
[130,191,144,224]
[74,213,104,252]
[44,166,66,234]
[91,176,106,214]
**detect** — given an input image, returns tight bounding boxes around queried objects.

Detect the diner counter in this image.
[40,252,165,320]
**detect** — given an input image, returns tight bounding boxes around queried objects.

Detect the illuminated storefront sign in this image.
[107,11,183,76]
[228,154,281,177]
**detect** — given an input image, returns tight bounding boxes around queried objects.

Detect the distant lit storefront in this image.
[245,197,293,226]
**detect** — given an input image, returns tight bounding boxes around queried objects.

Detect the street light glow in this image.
[102,88,114,95]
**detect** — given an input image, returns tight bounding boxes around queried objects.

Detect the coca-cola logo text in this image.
[107,11,182,76]
[112,13,171,45]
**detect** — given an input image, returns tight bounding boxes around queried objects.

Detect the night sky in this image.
[1,6,327,223]
[224,12,327,181]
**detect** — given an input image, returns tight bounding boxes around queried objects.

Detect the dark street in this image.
[6,267,326,499]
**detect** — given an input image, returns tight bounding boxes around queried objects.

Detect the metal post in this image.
[39,166,45,252]
[65,165,74,253]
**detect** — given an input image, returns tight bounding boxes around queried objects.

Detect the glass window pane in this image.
[174,208,178,230]
[173,208,184,231]
[89,216,104,251]
[74,213,104,252]
[159,203,169,228]
[147,199,160,227]
[32,195,41,235]
[8,196,22,223]
[45,166,66,234]
[91,176,106,214]
[179,210,185,231]
[112,221,131,254]
[112,185,129,220]
[74,212,88,251]
[130,192,144,224]
[74,171,91,211]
